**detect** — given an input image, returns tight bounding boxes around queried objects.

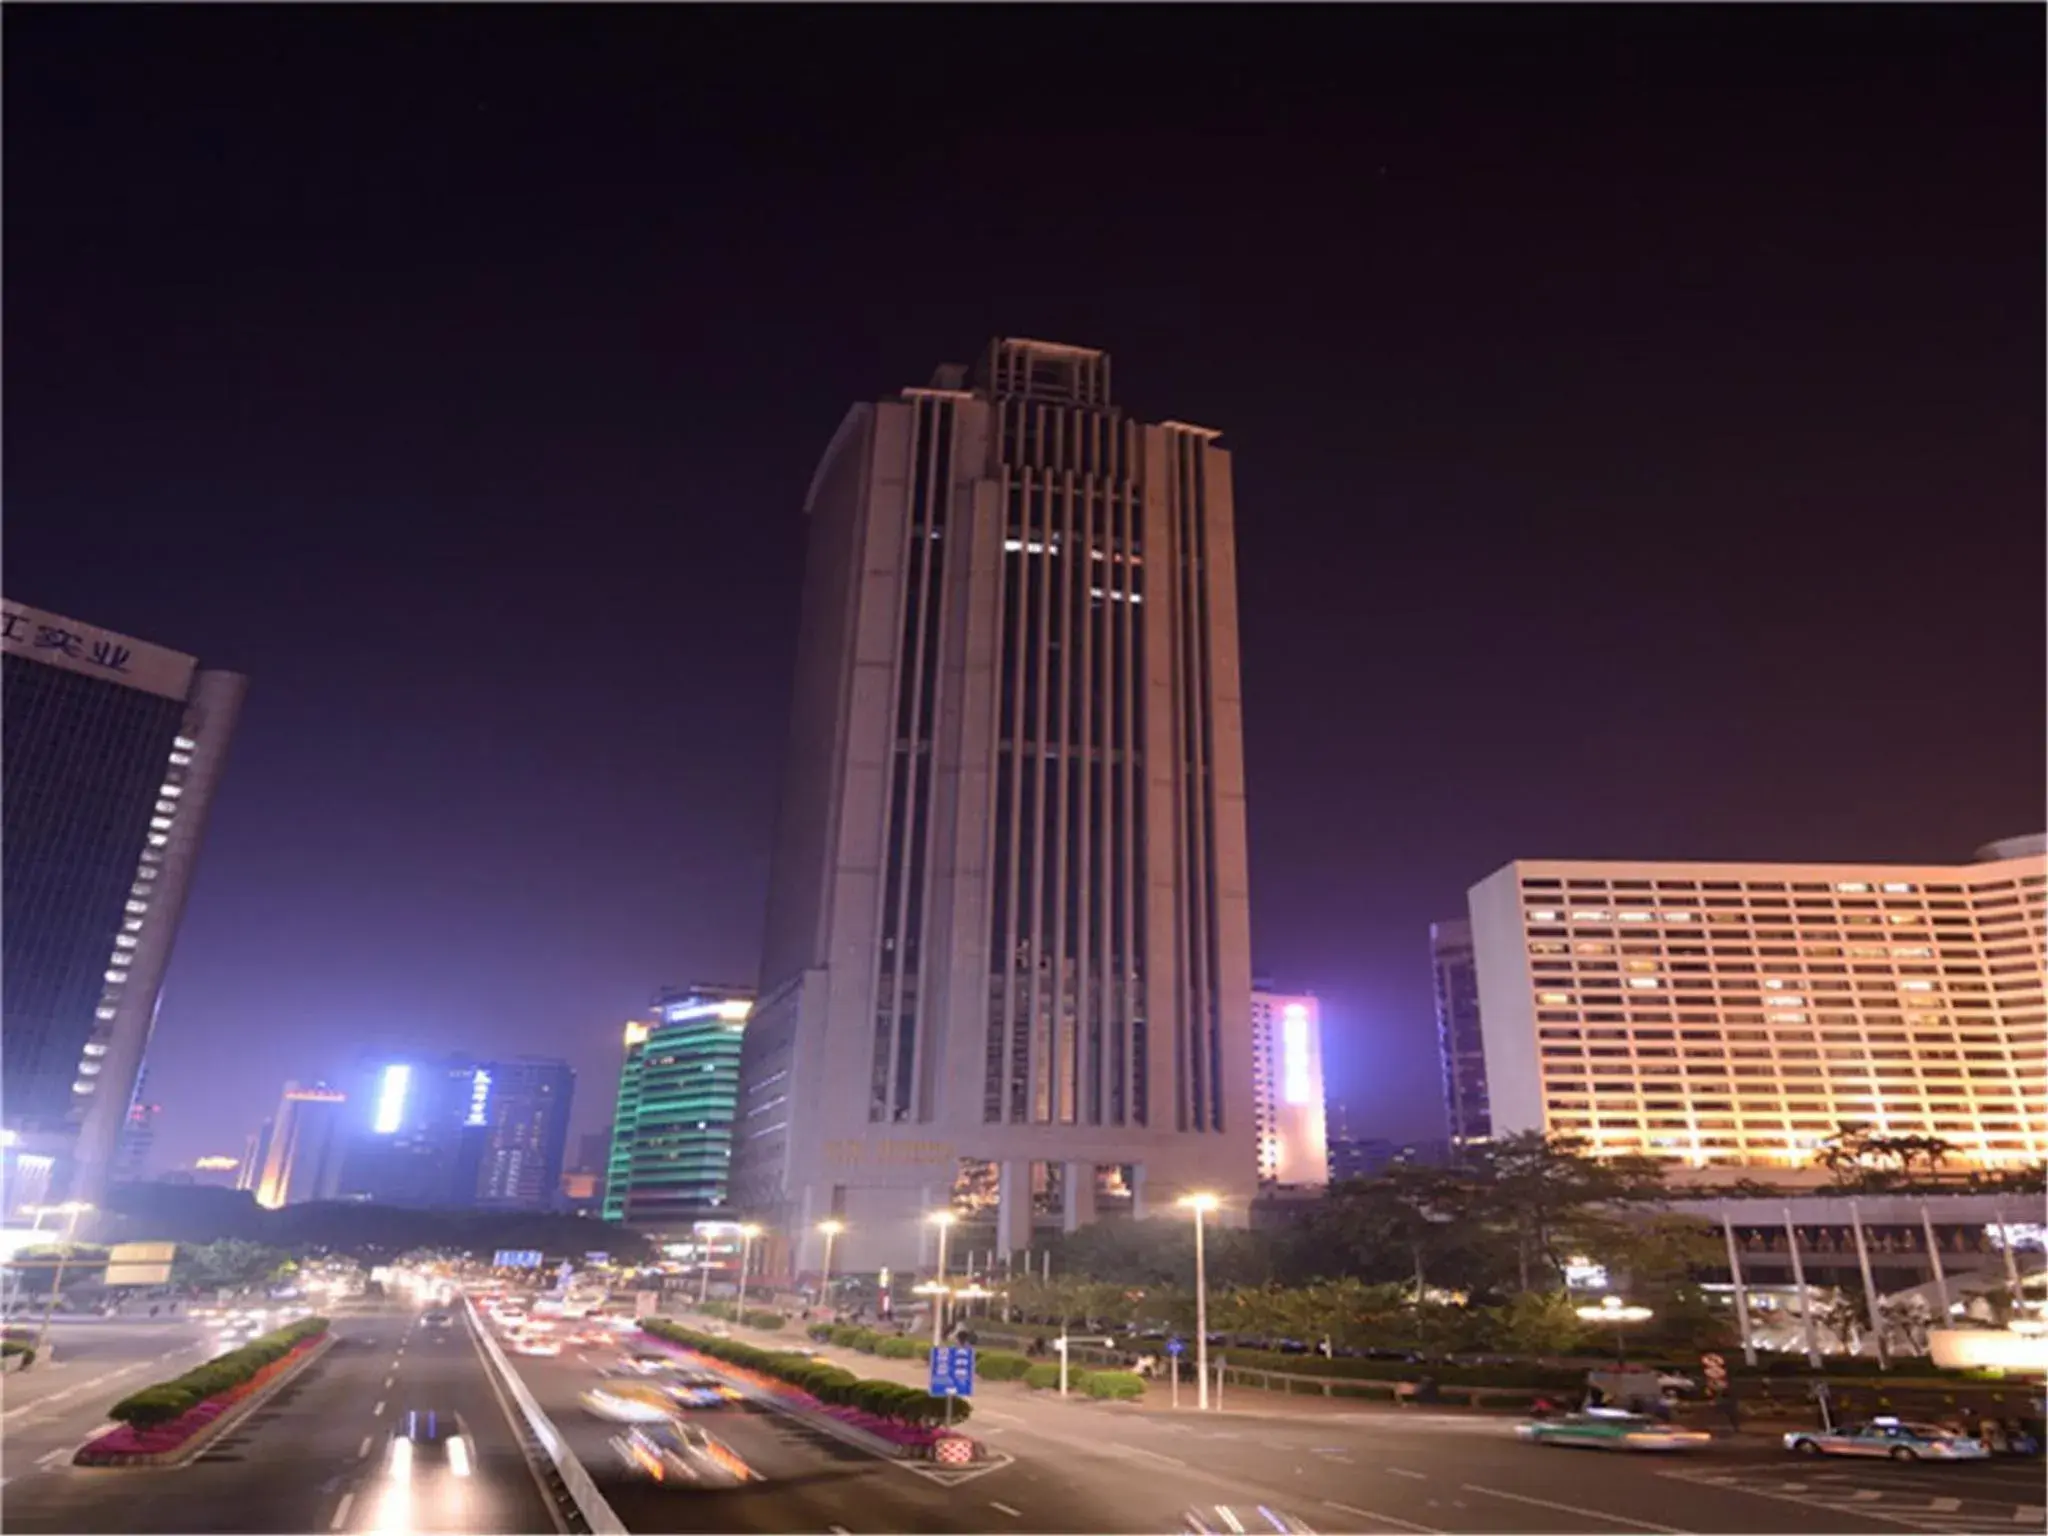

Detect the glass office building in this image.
[475,1057,575,1210]
[1,598,246,1214]
[604,986,752,1235]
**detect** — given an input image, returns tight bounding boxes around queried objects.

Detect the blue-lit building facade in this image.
[476,1058,575,1210]
[336,1053,574,1211]
[604,986,752,1236]
[1,598,246,1217]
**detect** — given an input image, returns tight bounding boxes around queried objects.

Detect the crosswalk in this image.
[1660,1465,2046,1533]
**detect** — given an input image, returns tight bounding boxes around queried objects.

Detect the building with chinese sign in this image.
[604,986,752,1236]
[1466,837,2047,1176]
[1,598,247,1220]
[255,1082,349,1208]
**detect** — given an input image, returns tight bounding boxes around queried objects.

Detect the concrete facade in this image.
[733,340,1257,1277]
[1467,843,2047,1173]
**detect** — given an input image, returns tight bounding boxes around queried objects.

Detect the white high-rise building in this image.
[733,340,1258,1275]
[1250,990,1328,1188]
[1466,837,2046,1175]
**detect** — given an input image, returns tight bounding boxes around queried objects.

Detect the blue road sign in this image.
[1165,1336,1185,1357]
[493,1249,543,1269]
[929,1345,976,1398]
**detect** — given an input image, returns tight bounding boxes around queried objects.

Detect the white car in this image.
[513,1338,562,1357]
[581,1386,675,1424]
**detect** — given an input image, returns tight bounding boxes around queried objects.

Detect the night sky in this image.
[7,8,2042,1175]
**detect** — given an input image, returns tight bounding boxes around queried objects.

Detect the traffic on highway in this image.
[3,1254,2043,1536]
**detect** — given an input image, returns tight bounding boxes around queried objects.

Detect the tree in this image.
[1467,1133,1664,1292]
[173,1238,290,1290]
[1473,1291,1593,1357]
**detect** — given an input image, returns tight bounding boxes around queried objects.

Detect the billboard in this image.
[104,1241,177,1287]
[493,1249,543,1269]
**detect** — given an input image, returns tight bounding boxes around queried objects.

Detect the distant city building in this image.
[559,1126,611,1214]
[1466,838,2047,1176]
[475,1058,575,1210]
[605,987,752,1237]
[190,1154,242,1188]
[338,1055,492,1208]
[237,1119,274,1193]
[255,1082,349,1208]
[1431,920,1491,1145]
[113,1065,161,1183]
[1249,989,1328,1187]
[0,598,246,1217]
[734,340,1259,1277]
[1327,1135,1451,1181]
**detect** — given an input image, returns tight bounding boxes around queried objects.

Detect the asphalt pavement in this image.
[1,1318,221,1479]
[2,1301,558,1535]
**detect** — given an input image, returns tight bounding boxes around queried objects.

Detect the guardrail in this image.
[463,1295,626,1535]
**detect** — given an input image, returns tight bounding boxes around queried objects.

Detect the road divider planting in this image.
[77,1316,331,1465]
[642,1319,976,1455]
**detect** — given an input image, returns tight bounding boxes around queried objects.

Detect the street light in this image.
[736,1223,763,1315]
[30,1202,94,1357]
[1179,1192,1220,1411]
[817,1219,845,1316]
[1576,1293,1654,1365]
[926,1211,956,1345]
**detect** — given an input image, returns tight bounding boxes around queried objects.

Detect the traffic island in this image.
[73,1318,334,1468]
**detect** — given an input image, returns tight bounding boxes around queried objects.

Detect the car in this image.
[375,1409,475,1528]
[1785,1418,1990,1461]
[422,1311,454,1330]
[623,1352,678,1375]
[612,1421,755,1487]
[1181,1508,1317,1534]
[1516,1409,1714,1452]
[582,1385,677,1424]
[513,1337,562,1357]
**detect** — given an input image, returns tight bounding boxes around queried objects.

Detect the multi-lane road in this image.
[5,1300,2043,1535]
[4,1303,557,1534]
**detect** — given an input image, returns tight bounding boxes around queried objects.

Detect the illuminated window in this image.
[147,833,168,847]
[149,817,173,831]
[174,735,197,751]
[1628,978,1661,989]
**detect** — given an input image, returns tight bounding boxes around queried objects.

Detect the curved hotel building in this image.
[1465,836,2047,1176]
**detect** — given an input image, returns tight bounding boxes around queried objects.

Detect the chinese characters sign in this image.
[1,600,196,701]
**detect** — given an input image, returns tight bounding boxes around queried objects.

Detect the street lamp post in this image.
[736,1223,762,1315]
[697,1255,716,1309]
[1576,1293,1654,1365]
[31,1203,92,1358]
[1179,1192,1219,1411]
[817,1220,844,1317]
[927,1212,956,1346]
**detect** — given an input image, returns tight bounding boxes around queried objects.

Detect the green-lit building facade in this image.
[603,985,752,1233]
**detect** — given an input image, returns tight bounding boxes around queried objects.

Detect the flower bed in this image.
[640,1321,974,1456]
[75,1318,330,1466]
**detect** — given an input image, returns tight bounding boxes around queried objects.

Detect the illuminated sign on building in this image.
[193,1155,240,1171]
[466,1069,493,1128]
[663,999,753,1024]
[373,1064,411,1134]
[1282,1003,1313,1106]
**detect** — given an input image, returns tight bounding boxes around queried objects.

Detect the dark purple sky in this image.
[8,8,2042,1174]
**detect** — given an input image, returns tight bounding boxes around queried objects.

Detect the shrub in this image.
[743,1309,787,1331]
[1024,1362,1092,1392]
[109,1386,200,1427]
[846,1328,881,1353]
[876,1336,920,1359]
[1084,1370,1146,1401]
[808,1323,836,1343]
[976,1350,1033,1381]
[2,1340,36,1367]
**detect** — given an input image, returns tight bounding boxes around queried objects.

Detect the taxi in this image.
[1785,1417,1989,1461]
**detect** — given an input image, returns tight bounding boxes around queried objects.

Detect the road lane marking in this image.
[383,1374,394,1388]
[359,1434,374,1458]
[373,1399,385,1415]
[990,1502,1023,1518]
[1462,1484,1689,1533]
[2013,1507,2044,1523]
[1384,1467,1426,1479]
[1851,1491,1883,1502]
[36,1447,70,1468]
[826,1527,850,1533]
[1111,1443,1188,1468]
[1928,1498,1962,1513]
[330,1492,354,1530]
[1324,1500,1441,1533]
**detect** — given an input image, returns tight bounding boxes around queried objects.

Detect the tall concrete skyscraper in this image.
[1,599,246,1218]
[734,339,1257,1275]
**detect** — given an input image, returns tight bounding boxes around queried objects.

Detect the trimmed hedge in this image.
[1024,1362,1090,1392]
[741,1309,787,1332]
[876,1336,921,1359]
[108,1317,328,1427]
[641,1319,972,1427]
[2,1340,36,1367]
[977,1350,1033,1381]
[1084,1370,1146,1401]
